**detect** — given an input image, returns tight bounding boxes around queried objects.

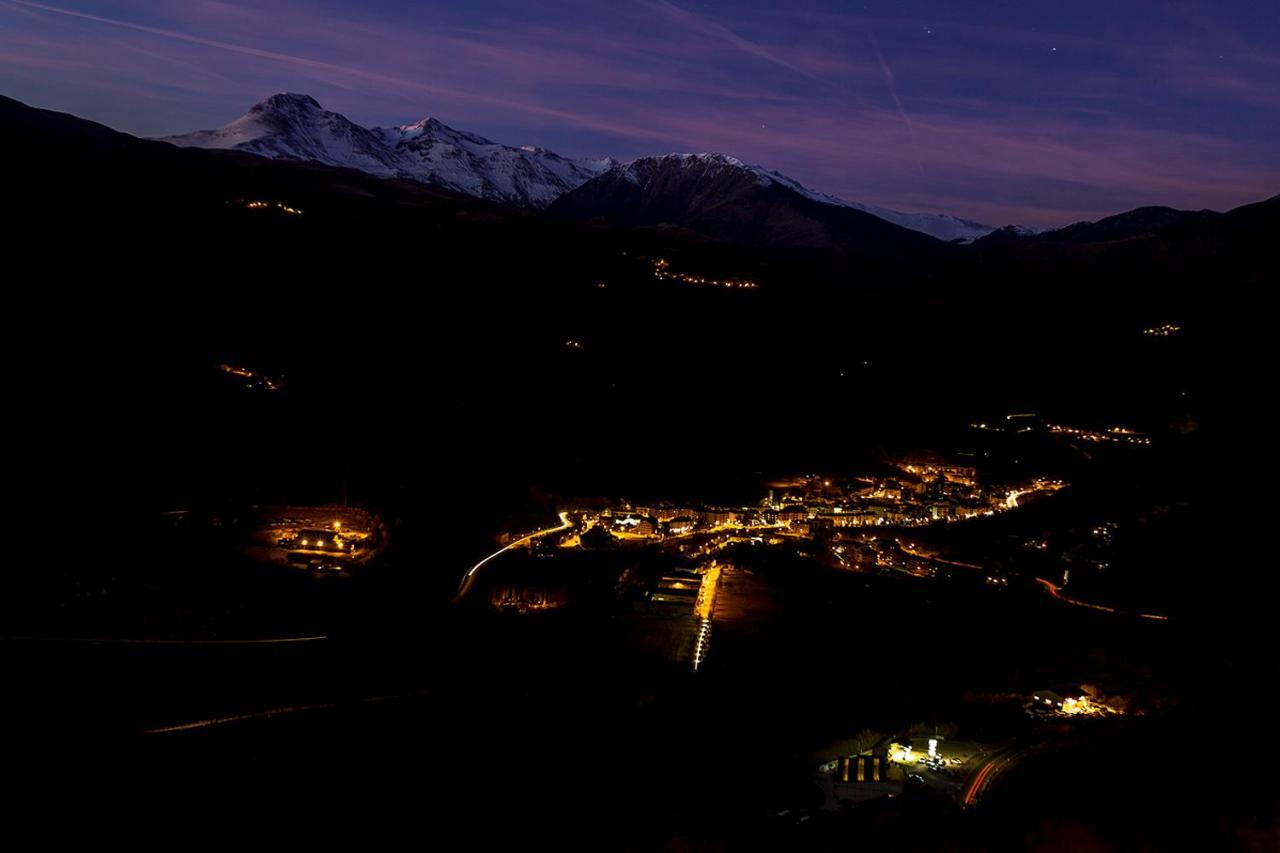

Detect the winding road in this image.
[962,742,1032,807]
[1035,577,1169,621]
[452,511,573,603]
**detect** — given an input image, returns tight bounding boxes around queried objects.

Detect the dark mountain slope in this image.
[548,154,954,267]
[1042,206,1221,244]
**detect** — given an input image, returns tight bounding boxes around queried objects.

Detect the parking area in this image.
[888,738,989,793]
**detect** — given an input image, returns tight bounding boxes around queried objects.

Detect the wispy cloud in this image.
[643,0,824,82]
[869,35,924,178]
[1,0,676,139]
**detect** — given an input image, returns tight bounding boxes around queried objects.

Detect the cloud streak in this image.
[870,35,924,178]
[1,0,678,140]
[644,0,825,82]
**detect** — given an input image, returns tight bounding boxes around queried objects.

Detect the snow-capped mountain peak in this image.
[252,92,322,112]
[394,117,440,137]
[604,153,997,242]
[160,95,614,208]
[160,93,400,179]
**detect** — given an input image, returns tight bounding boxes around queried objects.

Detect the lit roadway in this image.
[894,540,983,571]
[3,634,327,646]
[960,740,1040,808]
[452,511,573,603]
[14,511,579,735]
[960,721,1137,808]
[963,749,1011,807]
[143,688,430,735]
[1034,577,1169,621]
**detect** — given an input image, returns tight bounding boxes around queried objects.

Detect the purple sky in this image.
[3,0,1277,227]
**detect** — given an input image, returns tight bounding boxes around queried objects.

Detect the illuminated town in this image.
[437,444,1179,819]
[453,455,1110,670]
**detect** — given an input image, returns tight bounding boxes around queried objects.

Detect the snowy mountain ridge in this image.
[162,94,1003,240]
[161,93,615,209]
[611,153,999,243]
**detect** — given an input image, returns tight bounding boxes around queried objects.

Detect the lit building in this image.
[1031,689,1066,711]
[777,507,808,526]
[825,753,901,806]
[837,754,889,783]
[613,515,656,536]
[663,516,696,535]
[650,570,702,612]
[702,508,743,527]
[290,528,347,552]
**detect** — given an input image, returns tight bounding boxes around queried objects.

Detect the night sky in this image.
[3,0,1277,227]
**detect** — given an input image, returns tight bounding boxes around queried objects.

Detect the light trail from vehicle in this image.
[144,703,339,734]
[962,744,1030,807]
[1034,577,1168,621]
[142,689,430,735]
[3,635,327,645]
[453,511,572,603]
[895,540,983,570]
[963,756,1000,806]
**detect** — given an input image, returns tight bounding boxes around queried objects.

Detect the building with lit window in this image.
[825,752,901,805]
[288,529,347,552]
[1031,689,1066,711]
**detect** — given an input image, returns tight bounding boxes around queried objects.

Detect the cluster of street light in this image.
[238,199,304,215]
[1048,424,1152,446]
[218,362,282,392]
[652,258,758,289]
